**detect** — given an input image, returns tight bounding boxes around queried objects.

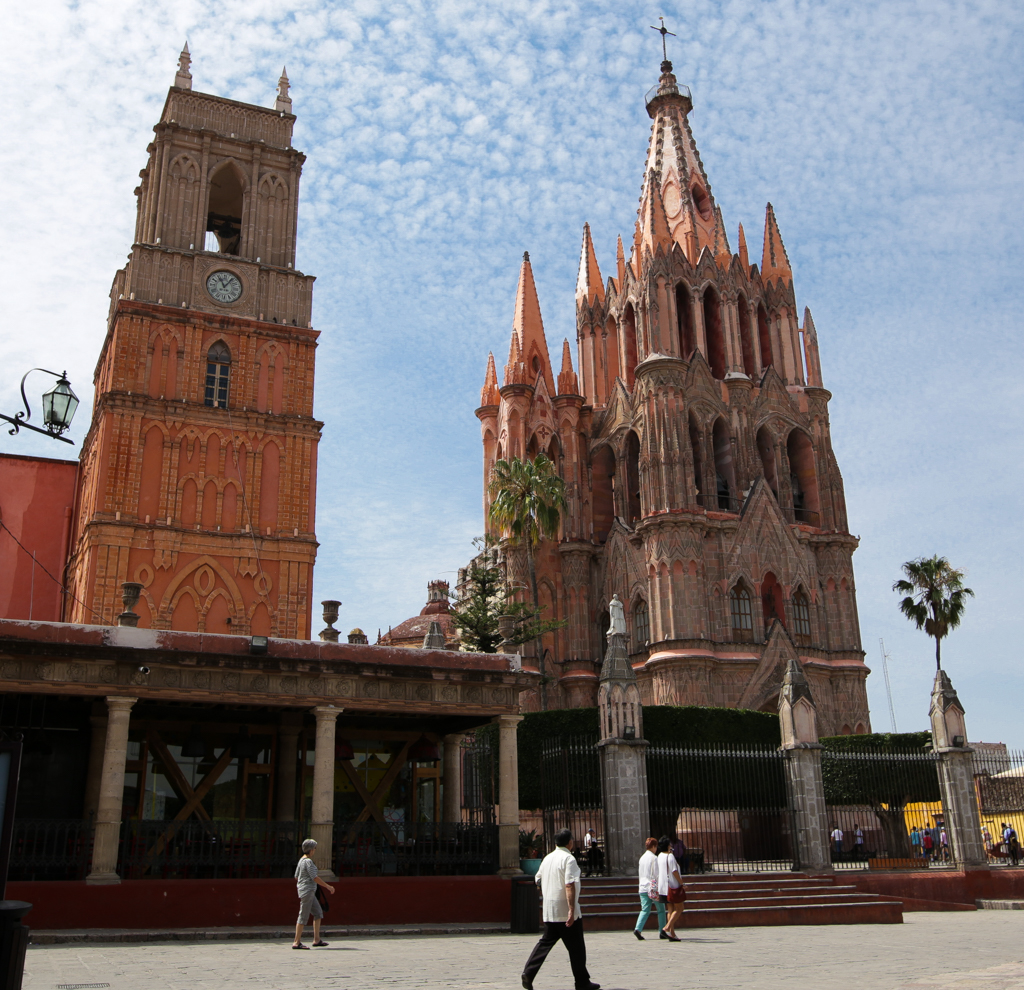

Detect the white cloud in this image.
[2,0,1022,743]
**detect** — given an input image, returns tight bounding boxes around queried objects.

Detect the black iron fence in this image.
[822,750,949,868]
[974,747,1024,867]
[648,743,793,873]
[9,819,93,881]
[540,736,607,875]
[461,731,497,824]
[10,819,498,880]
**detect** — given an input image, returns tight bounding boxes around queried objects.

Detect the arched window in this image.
[737,295,756,377]
[688,413,705,506]
[676,284,695,359]
[703,288,726,379]
[622,304,638,388]
[792,588,811,645]
[757,304,773,371]
[632,599,650,651]
[729,584,754,643]
[625,431,641,524]
[786,429,820,525]
[204,341,231,408]
[206,163,246,255]
[712,418,736,511]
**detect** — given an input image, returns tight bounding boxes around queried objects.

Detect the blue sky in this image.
[2,0,1022,745]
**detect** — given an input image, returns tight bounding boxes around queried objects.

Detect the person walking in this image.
[910,826,921,858]
[830,824,844,861]
[852,824,865,861]
[521,829,600,990]
[633,837,667,941]
[657,835,684,942]
[922,828,934,862]
[293,838,335,949]
[1005,823,1020,866]
[584,828,604,877]
[939,827,950,862]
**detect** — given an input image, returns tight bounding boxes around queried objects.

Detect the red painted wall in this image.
[8,876,511,930]
[846,868,1024,906]
[0,453,78,621]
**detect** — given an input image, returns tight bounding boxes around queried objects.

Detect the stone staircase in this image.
[580,874,903,930]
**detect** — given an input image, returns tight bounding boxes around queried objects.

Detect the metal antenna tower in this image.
[879,638,898,732]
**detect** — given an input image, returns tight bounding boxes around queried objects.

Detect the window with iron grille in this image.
[730,585,754,643]
[204,341,231,408]
[632,599,649,651]
[792,589,812,645]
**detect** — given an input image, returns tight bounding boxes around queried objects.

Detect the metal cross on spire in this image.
[650,16,676,61]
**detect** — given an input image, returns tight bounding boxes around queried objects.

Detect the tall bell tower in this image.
[66,46,321,638]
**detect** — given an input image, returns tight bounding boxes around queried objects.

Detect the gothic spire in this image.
[480,352,500,406]
[737,222,750,271]
[511,252,555,394]
[175,41,192,90]
[640,173,673,258]
[713,206,732,265]
[615,234,626,290]
[275,66,292,113]
[504,327,526,385]
[802,307,823,387]
[575,224,605,307]
[761,203,793,286]
[557,339,580,396]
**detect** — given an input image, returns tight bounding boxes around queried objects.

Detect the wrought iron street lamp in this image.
[0,368,79,444]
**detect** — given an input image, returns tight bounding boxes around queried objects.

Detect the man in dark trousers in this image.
[521,829,599,990]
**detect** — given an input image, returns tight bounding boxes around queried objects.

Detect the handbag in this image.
[647,877,660,901]
[315,886,330,913]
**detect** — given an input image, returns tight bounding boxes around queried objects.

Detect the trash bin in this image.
[0,901,32,990]
[510,875,540,934]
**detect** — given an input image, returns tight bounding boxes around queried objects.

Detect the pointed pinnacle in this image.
[761,202,793,286]
[737,223,749,270]
[557,339,580,396]
[575,223,605,306]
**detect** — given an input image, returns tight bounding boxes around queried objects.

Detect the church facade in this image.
[64,47,321,638]
[476,59,871,735]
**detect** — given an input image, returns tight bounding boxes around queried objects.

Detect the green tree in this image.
[450,537,564,653]
[893,555,974,670]
[488,454,567,702]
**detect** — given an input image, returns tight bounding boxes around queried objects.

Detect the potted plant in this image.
[519,829,542,875]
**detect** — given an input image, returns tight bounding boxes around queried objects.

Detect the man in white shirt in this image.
[830,824,844,860]
[521,829,600,990]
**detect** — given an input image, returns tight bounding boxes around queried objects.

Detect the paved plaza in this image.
[22,913,1024,990]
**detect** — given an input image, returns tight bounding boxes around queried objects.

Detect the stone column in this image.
[495,714,524,875]
[86,696,137,884]
[311,705,340,879]
[442,733,465,825]
[930,670,988,869]
[82,706,107,824]
[778,658,831,873]
[275,713,303,821]
[598,597,650,875]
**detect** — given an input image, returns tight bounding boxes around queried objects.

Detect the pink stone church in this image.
[476,58,871,735]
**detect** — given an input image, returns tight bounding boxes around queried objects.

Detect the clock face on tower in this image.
[206,270,243,304]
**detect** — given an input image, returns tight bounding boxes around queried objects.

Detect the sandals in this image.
[292,943,310,949]
[312,940,329,947]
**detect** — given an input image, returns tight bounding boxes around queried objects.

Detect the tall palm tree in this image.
[893,555,974,670]
[488,453,567,702]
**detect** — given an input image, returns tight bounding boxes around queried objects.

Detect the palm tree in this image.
[488,453,567,703]
[893,555,974,670]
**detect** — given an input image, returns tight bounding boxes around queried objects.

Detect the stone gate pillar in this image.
[778,658,831,873]
[598,595,650,875]
[275,712,303,821]
[311,705,340,879]
[929,670,988,869]
[86,696,137,884]
[443,733,465,824]
[495,714,524,875]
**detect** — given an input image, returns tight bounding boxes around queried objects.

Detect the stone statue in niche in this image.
[608,594,626,638]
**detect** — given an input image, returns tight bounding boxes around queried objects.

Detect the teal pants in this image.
[635,893,667,933]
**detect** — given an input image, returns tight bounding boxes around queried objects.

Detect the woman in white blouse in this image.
[656,835,684,941]
[634,837,667,939]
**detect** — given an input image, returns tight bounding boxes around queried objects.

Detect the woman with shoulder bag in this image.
[293,838,335,949]
[633,837,667,940]
[657,835,685,942]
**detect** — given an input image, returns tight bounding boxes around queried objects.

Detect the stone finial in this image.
[175,42,192,90]
[422,620,446,650]
[778,656,818,748]
[930,669,968,749]
[275,66,292,113]
[117,582,143,627]
[319,599,341,643]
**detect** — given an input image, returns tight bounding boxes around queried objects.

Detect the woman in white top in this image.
[656,835,684,941]
[634,837,668,939]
